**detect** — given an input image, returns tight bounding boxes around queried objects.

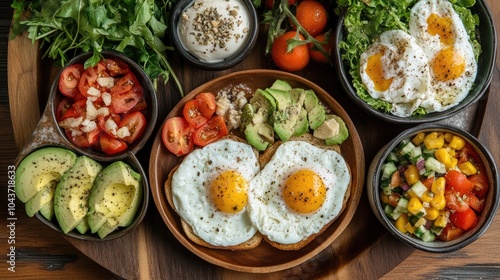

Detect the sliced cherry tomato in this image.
[469,173,489,199]
[387,192,401,208]
[58,64,84,98]
[60,99,87,121]
[183,99,208,128]
[458,143,482,166]
[193,115,228,147]
[422,177,435,190]
[445,170,474,195]
[65,128,100,148]
[130,98,148,112]
[111,72,140,95]
[450,207,478,231]
[195,92,217,118]
[119,111,146,144]
[111,85,143,114]
[78,62,109,97]
[56,97,74,122]
[100,133,128,155]
[104,58,130,76]
[445,190,470,212]
[464,194,485,213]
[97,114,122,137]
[162,117,194,156]
[437,224,464,241]
[389,170,402,188]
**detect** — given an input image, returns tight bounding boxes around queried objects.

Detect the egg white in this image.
[171,139,260,247]
[247,141,350,245]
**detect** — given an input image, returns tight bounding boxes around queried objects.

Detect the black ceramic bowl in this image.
[334,0,497,123]
[367,124,499,252]
[170,0,259,70]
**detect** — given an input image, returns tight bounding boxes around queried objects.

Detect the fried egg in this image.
[409,0,477,111]
[359,30,432,117]
[171,139,260,246]
[247,141,350,245]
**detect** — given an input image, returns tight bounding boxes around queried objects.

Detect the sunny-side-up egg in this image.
[409,0,477,111]
[247,141,351,245]
[359,30,433,117]
[171,139,260,247]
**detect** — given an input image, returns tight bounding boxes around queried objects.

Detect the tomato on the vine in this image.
[271,31,310,72]
[293,0,328,37]
[308,33,332,63]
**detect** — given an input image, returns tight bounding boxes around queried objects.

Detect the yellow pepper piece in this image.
[430,193,446,210]
[407,189,418,199]
[405,222,416,234]
[434,148,452,165]
[412,132,426,146]
[431,177,446,195]
[380,191,389,204]
[421,191,434,203]
[444,132,454,143]
[414,217,427,227]
[424,132,445,150]
[458,161,478,176]
[395,213,409,233]
[425,207,439,220]
[445,157,458,170]
[448,135,466,150]
[408,197,425,215]
[404,165,420,186]
[434,211,449,228]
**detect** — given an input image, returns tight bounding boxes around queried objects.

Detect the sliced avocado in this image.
[289,88,306,108]
[39,202,54,221]
[250,89,276,113]
[75,218,90,234]
[245,123,273,151]
[87,161,142,238]
[308,104,326,130]
[25,181,56,217]
[325,115,349,145]
[274,103,302,141]
[304,89,319,112]
[240,103,254,130]
[293,108,309,137]
[15,147,77,202]
[270,79,292,91]
[313,117,340,140]
[54,156,102,234]
[265,88,292,111]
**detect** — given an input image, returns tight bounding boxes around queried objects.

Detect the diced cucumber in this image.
[384,204,395,215]
[414,225,428,238]
[381,162,398,180]
[422,146,436,157]
[381,180,392,196]
[410,146,422,158]
[430,226,444,236]
[425,157,446,174]
[397,139,410,150]
[421,230,436,242]
[395,197,409,213]
[389,210,403,220]
[414,217,427,228]
[387,151,399,163]
[410,181,427,198]
[401,142,416,157]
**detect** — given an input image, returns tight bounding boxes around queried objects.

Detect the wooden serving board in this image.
[7,5,498,278]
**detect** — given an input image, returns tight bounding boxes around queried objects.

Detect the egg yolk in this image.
[282,169,327,214]
[210,170,248,214]
[366,50,394,92]
[427,13,455,46]
[431,46,466,81]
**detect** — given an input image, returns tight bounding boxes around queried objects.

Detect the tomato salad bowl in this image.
[367,124,499,253]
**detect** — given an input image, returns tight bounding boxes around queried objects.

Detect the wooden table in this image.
[1,1,499,279]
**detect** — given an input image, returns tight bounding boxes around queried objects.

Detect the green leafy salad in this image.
[335,0,481,116]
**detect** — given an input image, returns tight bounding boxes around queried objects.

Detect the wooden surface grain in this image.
[1,1,499,279]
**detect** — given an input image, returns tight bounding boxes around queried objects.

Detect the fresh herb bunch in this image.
[11,0,182,95]
[262,0,333,65]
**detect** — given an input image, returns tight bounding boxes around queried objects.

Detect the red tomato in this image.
[469,173,489,199]
[195,92,217,118]
[130,98,148,112]
[104,58,130,76]
[422,177,435,190]
[111,85,143,114]
[450,207,478,231]
[193,115,228,147]
[119,111,146,144]
[308,33,332,63]
[293,0,328,37]
[111,72,140,95]
[59,99,87,121]
[445,170,474,195]
[100,133,128,155]
[389,170,402,188]
[387,192,401,208]
[162,117,194,156]
[97,114,122,138]
[458,143,482,166]
[183,99,208,128]
[464,194,485,213]
[56,97,74,122]
[271,31,310,72]
[78,62,108,97]
[437,224,464,241]
[58,64,84,99]
[65,128,100,148]
[445,190,470,212]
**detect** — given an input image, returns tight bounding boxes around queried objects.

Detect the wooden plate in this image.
[149,69,365,273]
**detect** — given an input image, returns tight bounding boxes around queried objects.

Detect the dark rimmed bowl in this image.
[169,0,259,70]
[367,124,499,252]
[334,0,497,123]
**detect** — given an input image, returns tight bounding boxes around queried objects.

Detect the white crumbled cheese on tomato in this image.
[117,126,131,139]
[71,129,83,137]
[97,107,110,117]
[97,77,115,89]
[81,119,97,133]
[59,117,83,129]
[102,92,112,106]
[105,118,118,136]
[216,94,231,116]
[87,86,101,97]
[86,99,98,120]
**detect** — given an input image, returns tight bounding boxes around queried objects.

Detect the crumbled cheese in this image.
[216,94,231,116]
[117,126,131,139]
[102,92,112,106]
[71,129,83,137]
[97,107,110,117]
[97,77,115,89]
[59,117,83,129]
[87,86,101,97]
[215,86,250,130]
[105,118,118,136]
[81,119,97,133]
[86,99,98,120]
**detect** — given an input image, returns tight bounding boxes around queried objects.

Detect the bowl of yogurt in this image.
[170,0,259,70]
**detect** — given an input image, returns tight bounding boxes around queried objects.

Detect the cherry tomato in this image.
[111,72,140,95]
[104,58,130,76]
[130,98,148,112]
[468,173,489,199]
[308,33,332,63]
[100,133,128,155]
[387,192,401,208]
[59,99,87,121]
[56,97,74,122]
[271,31,310,72]
[464,194,485,213]
[265,0,299,9]
[437,223,464,241]
[78,62,108,97]
[119,111,146,144]
[422,177,435,190]
[445,170,474,195]
[450,207,478,231]
[183,99,208,129]
[445,190,470,212]
[293,0,328,37]
[162,117,194,156]
[58,64,84,99]
[193,115,228,147]
[65,128,100,148]
[97,114,122,138]
[195,92,217,118]
[111,85,143,114]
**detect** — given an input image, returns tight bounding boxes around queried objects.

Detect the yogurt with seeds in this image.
[178,0,251,62]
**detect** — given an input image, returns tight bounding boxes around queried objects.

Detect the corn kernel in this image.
[404,165,420,185]
[414,217,427,227]
[425,207,439,220]
[431,177,446,195]
[405,222,416,234]
[444,132,454,143]
[434,148,452,165]
[412,132,426,146]
[407,189,418,199]
[408,197,424,215]
[424,132,445,150]
[395,214,409,233]
[421,191,434,203]
[445,157,458,170]
[458,161,478,176]
[434,211,449,228]
[430,193,446,210]
[449,135,466,150]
